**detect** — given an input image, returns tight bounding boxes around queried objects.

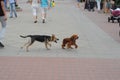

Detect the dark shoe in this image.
[0,42,4,48]
[42,19,45,23]
[34,21,37,23]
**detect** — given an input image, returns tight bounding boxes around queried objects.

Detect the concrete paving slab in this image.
[0,0,120,58]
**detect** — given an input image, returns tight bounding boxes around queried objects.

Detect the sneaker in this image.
[34,21,37,23]
[42,19,45,23]
[0,42,4,48]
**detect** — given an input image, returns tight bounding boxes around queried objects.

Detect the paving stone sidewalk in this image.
[0,0,120,80]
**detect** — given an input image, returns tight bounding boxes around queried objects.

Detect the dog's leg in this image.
[45,42,49,50]
[67,43,73,49]
[62,44,65,49]
[62,42,66,49]
[74,44,78,48]
[47,42,51,47]
[26,39,35,52]
[21,40,30,49]
[45,40,50,50]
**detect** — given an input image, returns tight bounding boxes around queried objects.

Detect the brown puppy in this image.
[20,34,59,52]
[62,34,79,49]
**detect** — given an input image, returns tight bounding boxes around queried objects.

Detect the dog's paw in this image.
[75,45,78,48]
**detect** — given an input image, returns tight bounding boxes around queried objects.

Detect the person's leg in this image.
[41,7,44,19]
[44,7,48,19]
[9,3,13,18]
[12,3,17,17]
[96,1,101,11]
[41,7,46,23]
[0,17,6,39]
[42,7,48,23]
[77,0,80,8]
[4,0,7,10]
[0,16,7,47]
[32,6,38,23]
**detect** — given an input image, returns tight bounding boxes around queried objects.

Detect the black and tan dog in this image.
[20,34,59,52]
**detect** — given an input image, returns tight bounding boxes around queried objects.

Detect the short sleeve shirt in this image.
[40,0,48,8]
[0,0,4,16]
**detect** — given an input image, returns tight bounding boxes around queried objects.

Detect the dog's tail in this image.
[20,35,31,38]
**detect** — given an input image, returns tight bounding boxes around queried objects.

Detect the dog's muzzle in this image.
[54,38,59,43]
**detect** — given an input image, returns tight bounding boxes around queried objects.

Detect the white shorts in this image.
[32,6,39,16]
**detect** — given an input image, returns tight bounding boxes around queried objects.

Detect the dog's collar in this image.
[51,36,54,41]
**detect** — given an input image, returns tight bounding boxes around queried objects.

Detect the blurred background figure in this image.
[0,0,7,47]
[77,0,81,8]
[27,0,40,23]
[96,0,101,12]
[89,0,95,11]
[84,0,90,10]
[4,0,8,10]
[52,0,55,7]
[40,0,50,23]
[8,0,17,18]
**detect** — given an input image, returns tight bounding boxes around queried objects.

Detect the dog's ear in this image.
[70,35,75,40]
[71,34,78,40]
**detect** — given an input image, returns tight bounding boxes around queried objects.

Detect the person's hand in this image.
[4,15,7,21]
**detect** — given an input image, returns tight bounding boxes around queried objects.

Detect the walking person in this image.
[77,0,81,8]
[40,0,50,23]
[0,0,7,47]
[89,0,95,11]
[105,0,111,13]
[96,0,101,12]
[84,0,90,11]
[27,0,40,23]
[8,0,17,18]
[4,0,7,10]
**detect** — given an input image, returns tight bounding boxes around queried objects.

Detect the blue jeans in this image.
[77,0,81,2]
[4,0,7,10]
[0,16,6,40]
[9,3,17,17]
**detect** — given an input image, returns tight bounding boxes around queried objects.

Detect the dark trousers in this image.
[89,2,95,11]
